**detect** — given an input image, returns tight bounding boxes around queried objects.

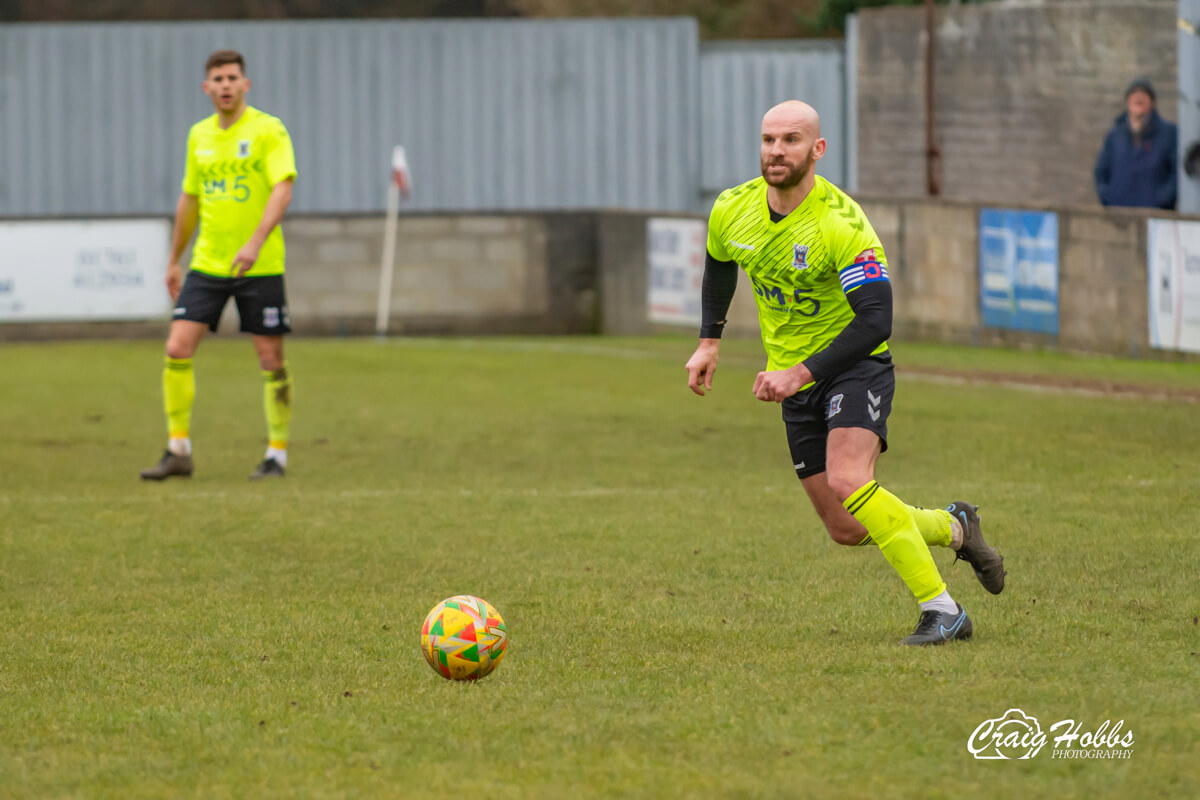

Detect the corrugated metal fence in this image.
[0,19,846,216]
[700,40,847,207]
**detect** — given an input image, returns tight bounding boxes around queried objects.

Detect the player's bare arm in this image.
[232,178,294,277]
[167,192,200,300]
[685,338,721,396]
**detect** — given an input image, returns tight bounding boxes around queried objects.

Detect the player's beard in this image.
[762,147,818,189]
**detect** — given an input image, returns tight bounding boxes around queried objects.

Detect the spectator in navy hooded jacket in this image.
[1094,77,1178,210]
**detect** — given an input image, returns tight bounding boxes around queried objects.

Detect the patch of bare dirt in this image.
[902,366,1200,404]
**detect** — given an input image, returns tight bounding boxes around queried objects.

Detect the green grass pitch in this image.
[1,335,1198,798]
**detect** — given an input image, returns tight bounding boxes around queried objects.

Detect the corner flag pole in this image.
[375,145,411,338]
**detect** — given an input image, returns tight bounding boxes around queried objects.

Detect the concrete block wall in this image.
[279,214,564,336]
[1,205,1190,362]
[634,198,1170,359]
[857,2,1178,208]
[601,211,764,340]
[1058,210,1151,356]
[874,200,980,343]
[856,197,1170,357]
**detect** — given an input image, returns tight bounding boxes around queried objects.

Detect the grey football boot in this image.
[140,450,194,481]
[947,502,1006,595]
[249,457,286,480]
[901,603,973,646]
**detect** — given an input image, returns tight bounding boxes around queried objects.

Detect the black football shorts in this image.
[173,270,292,335]
[781,354,895,480]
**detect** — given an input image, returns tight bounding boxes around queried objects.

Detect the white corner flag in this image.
[376,146,412,338]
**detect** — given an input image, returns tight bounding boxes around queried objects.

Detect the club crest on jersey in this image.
[792,244,810,271]
[238,140,251,158]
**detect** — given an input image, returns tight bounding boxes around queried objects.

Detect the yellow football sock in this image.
[907,505,954,548]
[263,365,293,448]
[859,505,952,547]
[845,481,947,603]
[163,357,194,439]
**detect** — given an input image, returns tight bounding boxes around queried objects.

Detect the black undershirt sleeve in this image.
[699,250,738,339]
[801,280,893,381]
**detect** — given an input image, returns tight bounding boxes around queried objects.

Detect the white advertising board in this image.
[0,219,171,322]
[647,218,706,327]
[1146,218,1200,353]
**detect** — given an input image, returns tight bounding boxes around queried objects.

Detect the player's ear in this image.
[813,138,827,159]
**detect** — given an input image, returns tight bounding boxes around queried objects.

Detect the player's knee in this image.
[825,469,871,503]
[826,520,865,546]
[256,346,284,371]
[165,337,196,360]
[815,506,867,546]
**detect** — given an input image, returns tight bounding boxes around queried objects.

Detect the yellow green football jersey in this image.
[707,175,890,373]
[181,106,297,278]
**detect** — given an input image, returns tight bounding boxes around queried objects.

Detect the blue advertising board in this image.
[978,209,1059,334]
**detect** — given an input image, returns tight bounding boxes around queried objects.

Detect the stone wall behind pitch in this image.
[856,2,1179,208]
[281,215,556,336]
[858,197,1163,357]
[2,204,1193,361]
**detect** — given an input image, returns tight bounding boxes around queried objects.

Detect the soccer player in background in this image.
[140,50,297,481]
[684,101,1005,645]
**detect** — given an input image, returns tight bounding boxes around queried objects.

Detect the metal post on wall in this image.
[925,0,943,196]
[1180,0,1200,214]
[846,13,860,193]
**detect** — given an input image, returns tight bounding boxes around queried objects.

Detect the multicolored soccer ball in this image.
[420,595,508,681]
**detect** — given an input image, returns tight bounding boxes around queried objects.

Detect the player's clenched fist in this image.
[752,364,812,403]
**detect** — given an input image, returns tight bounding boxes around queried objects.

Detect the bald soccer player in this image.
[685,101,1006,645]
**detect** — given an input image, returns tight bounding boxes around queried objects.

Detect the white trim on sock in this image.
[920,590,958,616]
[949,516,964,550]
[265,446,287,468]
[168,437,192,456]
